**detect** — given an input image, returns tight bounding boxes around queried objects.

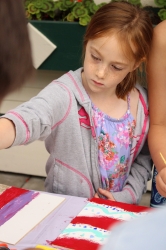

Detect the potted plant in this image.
[24,0,164,71]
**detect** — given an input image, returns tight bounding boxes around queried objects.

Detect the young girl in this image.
[0,1,153,204]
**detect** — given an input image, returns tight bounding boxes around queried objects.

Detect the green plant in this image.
[154,0,166,20]
[24,0,163,26]
[25,0,56,20]
[24,0,107,26]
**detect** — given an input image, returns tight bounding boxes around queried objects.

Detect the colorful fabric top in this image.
[92,95,136,192]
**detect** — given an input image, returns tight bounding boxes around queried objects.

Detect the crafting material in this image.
[50,198,150,250]
[36,245,72,250]
[0,185,65,245]
[160,152,166,164]
[0,243,9,250]
[36,245,57,250]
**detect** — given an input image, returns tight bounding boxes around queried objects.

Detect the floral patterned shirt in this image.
[92,95,136,192]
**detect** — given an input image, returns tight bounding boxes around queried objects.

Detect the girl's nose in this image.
[96,64,108,79]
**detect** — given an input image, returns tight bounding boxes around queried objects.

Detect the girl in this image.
[0,1,153,204]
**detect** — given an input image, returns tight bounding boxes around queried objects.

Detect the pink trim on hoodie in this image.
[67,72,97,138]
[67,72,85,102]
[51,82,72,130]
[132,93,149,160]
[123,187,137,204]
[7,111,30,144]
[56,159,94,198]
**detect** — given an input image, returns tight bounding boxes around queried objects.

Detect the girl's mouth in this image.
[92,80,104,86]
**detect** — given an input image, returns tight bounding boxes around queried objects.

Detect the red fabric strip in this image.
[89,198,151,212]
[51,237,99,250]
[72,216,121,230]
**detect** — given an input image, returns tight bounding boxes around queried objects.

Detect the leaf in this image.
[89,2,99,14]
[28,3,40,14]
[158,8,166,20]
[154,0,166,7]
[62,0,75,8]
[67,12,75,21]
[79,15,91,25]
[128,0,142,6]
[72,5,88,18]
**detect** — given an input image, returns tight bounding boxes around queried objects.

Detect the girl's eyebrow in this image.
[90,46,102,56]
[90,45,128,66]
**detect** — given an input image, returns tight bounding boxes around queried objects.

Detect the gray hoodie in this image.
[3,68,152,204]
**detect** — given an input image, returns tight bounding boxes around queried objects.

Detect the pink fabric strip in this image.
[67,72,85,102]
[132,93,148,160]
[51,82,72,130]
[7,111,30,144]
[123,187,137,204]
[56,159,93,198]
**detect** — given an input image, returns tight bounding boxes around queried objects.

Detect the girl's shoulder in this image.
[129,88,139,121]
[130,85,148,120]
[135,84,148,102]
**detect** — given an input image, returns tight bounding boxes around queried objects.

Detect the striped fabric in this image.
[51,198,150,250]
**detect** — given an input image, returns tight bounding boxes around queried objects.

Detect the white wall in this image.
[0,70,65,113]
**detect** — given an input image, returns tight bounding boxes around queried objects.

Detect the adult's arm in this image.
[147,20,166,197]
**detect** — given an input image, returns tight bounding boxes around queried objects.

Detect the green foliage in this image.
[158,8,166,20]
[24,0,105,25]
[154,0,166,20]
[154,0,166,7]
[24,0,163,25]
[128,0,142,6]
[25,0,57,20]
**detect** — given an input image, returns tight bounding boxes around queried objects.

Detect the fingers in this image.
[94,191,105,199]
[94,188,116,201]
[94,192,99,198]
[98,188,115,201]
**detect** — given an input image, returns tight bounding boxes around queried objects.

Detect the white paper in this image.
[0,193,65,244]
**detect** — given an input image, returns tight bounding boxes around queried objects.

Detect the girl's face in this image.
[82,34,138,96]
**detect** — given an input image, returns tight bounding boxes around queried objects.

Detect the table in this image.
[6,194,88,250]
[2,190,150,250]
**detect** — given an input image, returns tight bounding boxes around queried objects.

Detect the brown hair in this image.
[83,1,153,99]
[0,0,34,101]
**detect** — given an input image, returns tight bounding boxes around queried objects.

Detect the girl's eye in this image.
[112,65,123,71]
[91,54,100,61]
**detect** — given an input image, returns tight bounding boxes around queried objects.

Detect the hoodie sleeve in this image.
[112,139,152,204]
[2,81,72,146]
